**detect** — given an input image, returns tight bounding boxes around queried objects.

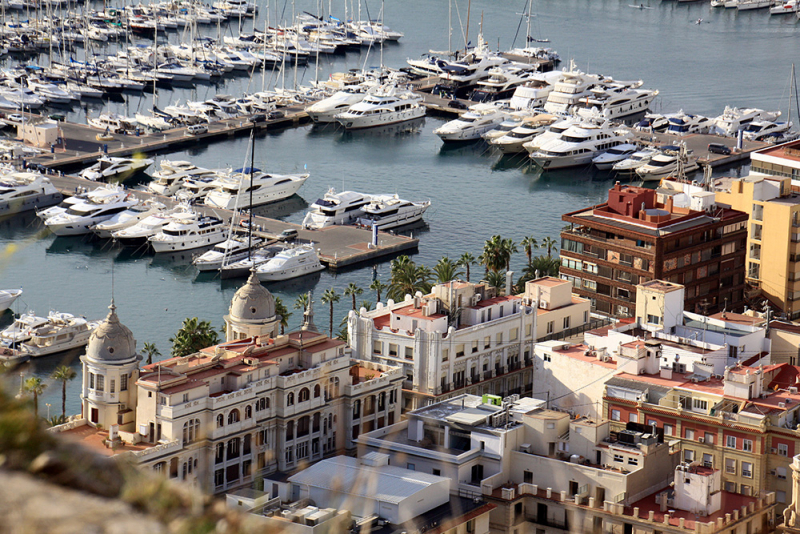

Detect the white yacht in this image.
[709,107,781,137]
[87,112,137,133]
[530,121,633,170]
[148,211,228,252]
[542,61,605,114]
[147,160,219,196]
[634,113,670,133]
[522,116,583,154]
[1,312,50,347]
[507,71,563,110]
[175,175,222,203]
[203,169,309,209]
[112,207,186,246]
[0,288,22,312]
[255,244,325,281]
[0,171,62,215]
[306,88,368,123]
[611,147,660,174]
[470,63,541,102]
[91,199,166,238]
[772,0,798,13]
[36,193,86,221]
[434,104,506,142]
[490,114,557,154]
[220,244,286,279]
[737,0,770,9]
[575,86,659,120]
[665,111,711,136]
[407,35,508,84]
[16,311,99,358]
[301,189,373,229]
[193,236,265,272]
[635,146,700,181]
[79,155,154,182]
[334,85,425,130]
[26,80,75,104]
[355,195,431,229]
[481,113,528,141]
[44,188,138,236]
[591,143,639,170]
[742,120,793,141]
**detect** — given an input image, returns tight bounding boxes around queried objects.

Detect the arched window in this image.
[228,409,240,424]
[313,412,321,432]
[245,405,253,419]
[314,385,321,398]
[216,414,224,428]
[286,420,294,440]
[154,461,166,474]
[299,387,310,402]
[256,397,269,411]
[287,392,294,406]
[353,399,361,418]
[297,415,310,437]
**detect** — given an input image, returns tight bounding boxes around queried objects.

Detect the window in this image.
[182,419,199,445]
[726,436,736,449]
[245,405,252,419]
[442,349,449,362]
[778,443,789,457]
[704,432,714,445]
[546,321,554,334]
[702,453,713,468]
[496,333,503,345]
[777,467,787,479]
[646,314,661,325]
[613,454,623,463]
[110,379,115,394]
[628,413,638,423]
[405,346,414,359]
[389,343,398,357]
[314,385,321,398]
[611,409,621,421]
[296,441,309,459]
[740,485,751,497]
[456,344,465,357]
[725,458,736,474]
[664,424,674,436]
[407,463,416,471]
[287,392,294,406]
[563,316,570,329]
[256,429,268,446]
[743,439,753,452]
[484,336,491,349]
[89,373,94,389]
[685,429,695,440]
[742,462,753,478]
[216,414,224,428]
[96,374,105,392]
[725,481,736,493]
[228,409,240,424]
[778,491,787,504]
[692,398,708,411]
[299,388,310,402]
[684,449,695,462]
[510,328,518,342]
[372,340,382,354]
[256,397,269,411]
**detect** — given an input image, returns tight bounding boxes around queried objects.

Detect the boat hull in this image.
[336,107,425,130]
[150,231,228,253]
[256,261,325,281]
[0,191,62,215]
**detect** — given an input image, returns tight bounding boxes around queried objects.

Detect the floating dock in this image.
[46,174,418,270]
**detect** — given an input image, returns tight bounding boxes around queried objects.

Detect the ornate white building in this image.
[56,273,404,496]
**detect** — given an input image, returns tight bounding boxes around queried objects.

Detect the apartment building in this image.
[55,273,404,496]
[347,277,590,412]
[356,394,776,534]
[561,181,748,317]
[714,151,800,318]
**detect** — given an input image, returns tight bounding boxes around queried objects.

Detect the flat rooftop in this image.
[639,280,683,293]
[59,423,156,456]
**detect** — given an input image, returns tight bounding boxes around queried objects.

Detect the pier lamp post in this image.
[46,403,51,420]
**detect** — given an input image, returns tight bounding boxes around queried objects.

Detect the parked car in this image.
[188,123,208,135]
[707,143,731,155]
[268,110,285,120]
[277,228,298,242]
[250,114,266,123]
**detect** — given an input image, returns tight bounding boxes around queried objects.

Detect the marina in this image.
[0,0,798,418]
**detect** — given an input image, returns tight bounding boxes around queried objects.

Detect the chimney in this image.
[505,271,514,296]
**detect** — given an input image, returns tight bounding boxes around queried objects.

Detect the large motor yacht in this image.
[16,311,99,358]
[255,243,325,281]
[665,111,711,136]
[1,312,49,347]
[635,146,700,181]
[0,171,63,215]
[507,71,563,110]
[542,61,605,114]
[301,189,373,229]
[434,104,506,143]
[355,195,431,229]
[470,63,540,102]
[44,187,138,236]
[0,288,22,313]
[306,88,368,123]
[529,121,633,170]
[148,211,228,252]
[175,175,222,203]
[522,116,584,155]
[742,120,794,141]
[406,34,508,84]
[334,85,425,130]
[203,168,309,209]
[490,114,557,154]
[634,113,670,133]
[193,235,265,272]
[112,206,186,246]
[709,107,781,137]
[87,112,137,134]
[91,199,166,238]
[79,155,155,182]
[575,86,659,120]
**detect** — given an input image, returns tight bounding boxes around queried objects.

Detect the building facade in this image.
[561,182,748,318]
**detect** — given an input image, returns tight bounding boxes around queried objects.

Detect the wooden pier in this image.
[46,174,418,270]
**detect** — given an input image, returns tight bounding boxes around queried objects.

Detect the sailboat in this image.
[502,0,559,66]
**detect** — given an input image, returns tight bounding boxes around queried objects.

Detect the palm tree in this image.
[51,365,77,419]
[320,288,341,338]
[502,237,518,271]
[432,256,463,284]
[484,271,507,294]
[24,377,46,419]
[169,317,220,358]
[360,300,373,312]
[344,283,363,311]
[520,236,538,267]
[142,342,161,366]
[387,256,432,301]
[274,297,291,335]
[369,279,387,304]
[541,236,558,258]
[457,252,477,282]
[294,293,309,313]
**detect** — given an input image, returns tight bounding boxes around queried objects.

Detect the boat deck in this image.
[46,174,418,270]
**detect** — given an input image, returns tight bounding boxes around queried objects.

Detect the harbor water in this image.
[0,0,792,414]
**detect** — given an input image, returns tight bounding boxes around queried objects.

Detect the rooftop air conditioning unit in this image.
[539,300,549,310]
[790,387,798,395]
[771,448,778,454]
[779,402,787,409]
[471,294,481,306]
[698,437,705,443]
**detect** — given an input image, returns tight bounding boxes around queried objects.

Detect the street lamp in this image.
[46,403,51,420]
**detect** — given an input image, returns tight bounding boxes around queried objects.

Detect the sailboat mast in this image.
[465,0,471,50]
[248,125,255,257]
[448,0,451,54]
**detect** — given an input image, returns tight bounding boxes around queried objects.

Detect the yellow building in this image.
[715,149,800,318]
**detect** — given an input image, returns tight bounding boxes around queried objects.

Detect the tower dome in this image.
[229,271,276,323]
[85,299,137,363]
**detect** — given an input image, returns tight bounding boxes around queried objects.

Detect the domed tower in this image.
[80,299,141,430]
[224,271,279,342]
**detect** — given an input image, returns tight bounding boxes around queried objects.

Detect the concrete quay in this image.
[47,174,418,271]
